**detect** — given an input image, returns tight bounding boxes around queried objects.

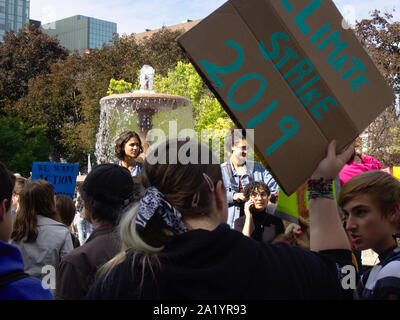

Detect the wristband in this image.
[307,178,334,200]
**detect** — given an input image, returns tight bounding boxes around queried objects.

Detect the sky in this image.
[30,0,400,36]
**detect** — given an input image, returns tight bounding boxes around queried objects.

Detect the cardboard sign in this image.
[393,167,400,181]
[31,162,79,199]
[177,0,395,195]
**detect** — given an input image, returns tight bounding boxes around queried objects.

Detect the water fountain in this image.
[95,65,194,164]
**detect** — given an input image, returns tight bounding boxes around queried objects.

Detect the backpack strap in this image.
[384,252,400,265]
[357,250,400,299]
[0,270,30,290]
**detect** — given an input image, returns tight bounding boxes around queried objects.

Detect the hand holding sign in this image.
[311,140,355,180]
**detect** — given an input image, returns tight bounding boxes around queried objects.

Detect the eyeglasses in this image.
[250,192,268,199]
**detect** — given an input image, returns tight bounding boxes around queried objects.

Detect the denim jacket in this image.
[221,159,279,228]
[118,161,142,177]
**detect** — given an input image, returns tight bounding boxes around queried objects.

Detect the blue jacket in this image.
[0,241,54,300]
[221,159,279,228]
[118,161,142,177]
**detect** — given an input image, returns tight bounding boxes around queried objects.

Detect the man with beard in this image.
[221,130,278,229]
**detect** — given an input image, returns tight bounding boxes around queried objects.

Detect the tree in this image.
[13,54,86,164]
[138,28,189,76]
[107,78,133,95]
[0,26,197,166]
[355,10,400,166]
[77,30,190,163]
[140,61,234,160]
[0,115,53,177]
[0,23,69,112]
[150,61,234,132]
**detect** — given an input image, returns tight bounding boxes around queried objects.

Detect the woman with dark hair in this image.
[86,139,356,300]
[114,130,143,176]
[10,180,73,280]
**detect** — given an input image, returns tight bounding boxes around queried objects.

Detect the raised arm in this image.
[309,140,354,252]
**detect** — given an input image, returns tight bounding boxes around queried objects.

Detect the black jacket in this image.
[86,224,352,300]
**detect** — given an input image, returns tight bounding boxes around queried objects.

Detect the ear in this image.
[214,181,225,210]
[388,203,400,226]
[0,199,7,222]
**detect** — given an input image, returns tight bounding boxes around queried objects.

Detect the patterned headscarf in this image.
[136,187,188,235]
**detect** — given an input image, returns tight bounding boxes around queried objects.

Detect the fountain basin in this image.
[95,92,194,164]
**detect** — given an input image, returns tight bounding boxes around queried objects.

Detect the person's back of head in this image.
[0,165,54,300]
[80,164,138,226]
[138,139,224,247]
[0,162,15,214]
[11,179,58,243]
[339,170,400,228]
[0,162,16,242]
[55,194,76,226]
[100,138,224,276]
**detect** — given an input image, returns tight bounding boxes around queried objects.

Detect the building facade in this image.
[0,0,30,41]
[131,19,200,42]
[41,15,117,55]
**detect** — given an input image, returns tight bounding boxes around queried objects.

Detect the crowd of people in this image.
[0,129,399,300]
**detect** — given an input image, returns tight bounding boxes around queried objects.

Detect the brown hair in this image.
[115,130,143,160]
[139,139,224,247]
[55,194,76,226]
[99,139,225,282]
[11,180,59,242]
[339,170,400,228]
[13,176,27,195]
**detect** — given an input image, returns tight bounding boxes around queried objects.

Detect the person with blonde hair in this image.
[86,138,355,300]
[10,180,73,281]
[339,170,400,300]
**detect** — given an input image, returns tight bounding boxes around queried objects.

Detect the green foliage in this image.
[0,23,69,112]
[107,78,133,95]
[0,115,53,177]
[355,10,400,166]
[149,61,234,133]
[138,61,234,160]
[0,26,223,166]
[12,54,85,164]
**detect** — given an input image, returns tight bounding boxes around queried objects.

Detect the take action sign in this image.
[31,162,79,199]
[177,0,395,195]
